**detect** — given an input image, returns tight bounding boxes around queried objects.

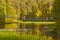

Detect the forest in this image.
[0,0,60,40]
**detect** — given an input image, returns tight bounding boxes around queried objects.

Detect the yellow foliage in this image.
[5,0,18,29]
[33,1,38,6]
[5,23,18,29]
[5,0,17,22]
[4,0,54,29]
[36,9,42,17]
[49,6,53,11]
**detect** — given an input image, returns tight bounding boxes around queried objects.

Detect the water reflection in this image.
[19,23,54,35]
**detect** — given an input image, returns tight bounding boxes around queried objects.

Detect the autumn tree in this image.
[5,0,18,29]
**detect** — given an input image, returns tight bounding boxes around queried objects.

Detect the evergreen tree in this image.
[52,0,60,40]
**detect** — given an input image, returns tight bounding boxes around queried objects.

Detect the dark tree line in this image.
[52,0,60,40]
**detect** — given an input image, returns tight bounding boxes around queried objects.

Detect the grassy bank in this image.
[0,31,48,40]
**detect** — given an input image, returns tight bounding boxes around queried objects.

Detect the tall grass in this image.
[0,31,48,40]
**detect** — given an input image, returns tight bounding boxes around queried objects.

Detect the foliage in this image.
[12,0,54,21]
[5,0,17,22]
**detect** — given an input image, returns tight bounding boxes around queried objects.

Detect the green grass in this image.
[0,31,48,40]
[0,32,20,40]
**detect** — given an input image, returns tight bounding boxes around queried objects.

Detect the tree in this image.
[5,0,18,29]
[53,0,60,40]
[0,0,6,28]
[5,0,17,22]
